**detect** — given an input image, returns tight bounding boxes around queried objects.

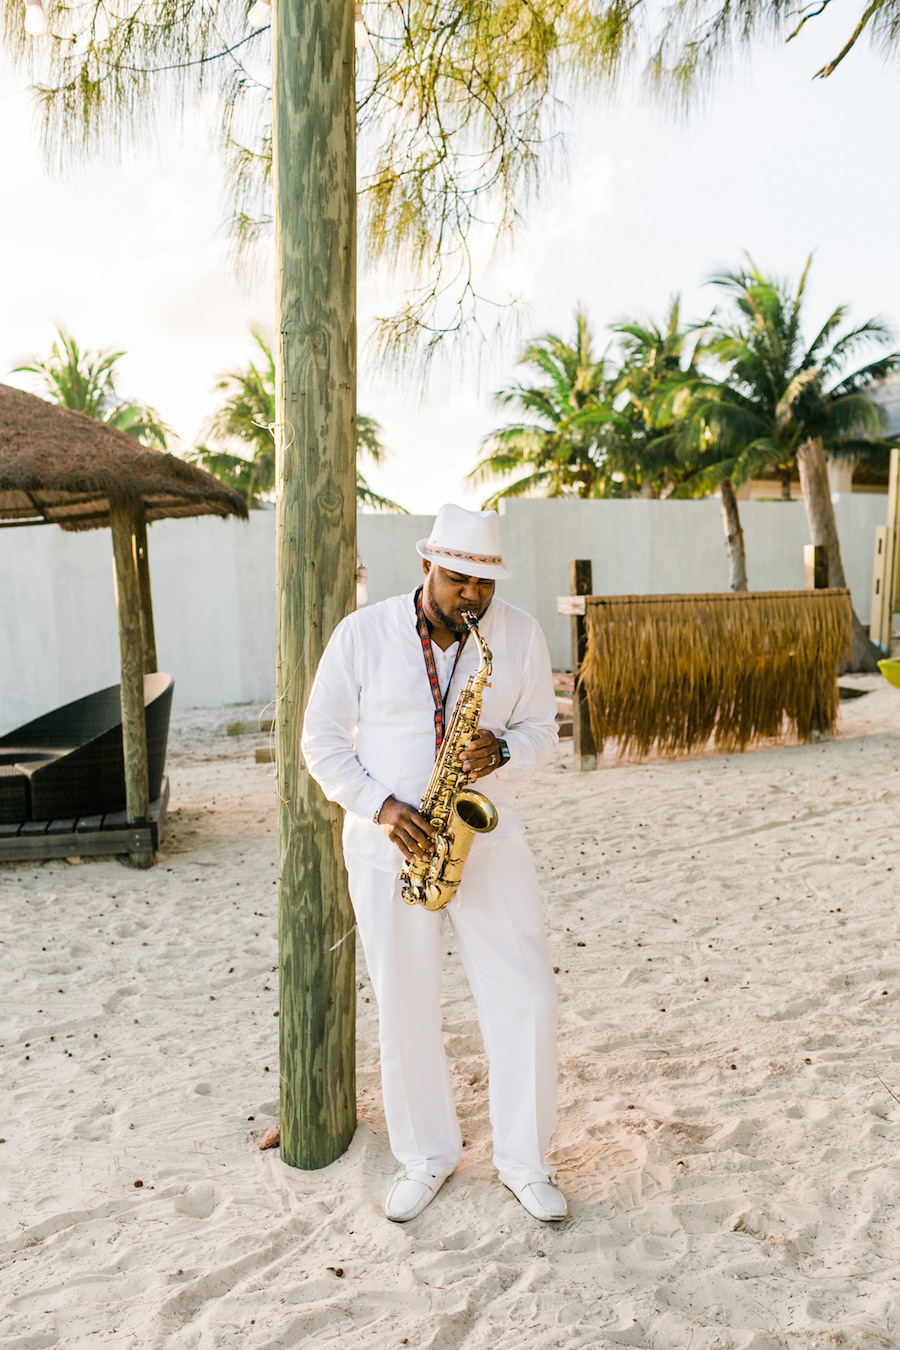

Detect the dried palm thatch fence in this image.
[575,589,853,758]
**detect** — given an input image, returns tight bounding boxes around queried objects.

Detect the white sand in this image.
[3,677,900,1350]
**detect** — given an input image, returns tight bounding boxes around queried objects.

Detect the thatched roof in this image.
[0,382,249,530]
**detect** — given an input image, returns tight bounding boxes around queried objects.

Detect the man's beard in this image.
[429,596,470,634]
[424,585,489,635]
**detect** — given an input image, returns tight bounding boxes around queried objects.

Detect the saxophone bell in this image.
[406,787,499,912]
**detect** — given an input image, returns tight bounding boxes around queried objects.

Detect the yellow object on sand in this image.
[878,659,900,689]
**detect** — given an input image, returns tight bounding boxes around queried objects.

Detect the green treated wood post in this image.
[274,0,357,1167]
[109,499,153,868]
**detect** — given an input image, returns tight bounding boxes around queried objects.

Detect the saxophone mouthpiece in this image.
[461,610,478,632]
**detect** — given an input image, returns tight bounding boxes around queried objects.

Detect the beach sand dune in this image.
[3,678,900,1349]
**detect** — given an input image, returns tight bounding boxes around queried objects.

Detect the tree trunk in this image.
[719,477,748,591]
[796,436,881,672]
[274,0,357,1169]
[781,470,792,501]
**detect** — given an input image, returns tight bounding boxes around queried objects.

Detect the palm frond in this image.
[818,322,898,382]
[356,469,407,513]
[478,469,557,510]
[828,351,900,397]
[357,414,388,462]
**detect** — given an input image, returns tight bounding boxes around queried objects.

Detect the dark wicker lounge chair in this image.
[0,673,174,824]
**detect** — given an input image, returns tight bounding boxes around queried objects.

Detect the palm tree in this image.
[678,256,900,661]
[611,297,709,499]
[472,304,709,507]
[663,379,763,592]
[469,310,637,506]
[354,414,404,513]
[192,331,277,508]
[192,331,406,512]
[14,328,170,449]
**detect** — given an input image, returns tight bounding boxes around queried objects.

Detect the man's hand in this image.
[460,730,503,781]
[377,796,436,863]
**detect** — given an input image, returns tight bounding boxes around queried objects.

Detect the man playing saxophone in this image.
[301,504,564,1223]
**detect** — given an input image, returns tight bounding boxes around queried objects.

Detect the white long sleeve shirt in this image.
[301,590,559,872]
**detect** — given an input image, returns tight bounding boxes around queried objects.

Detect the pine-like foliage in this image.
[6,0,896,355]
[1,0,614,351]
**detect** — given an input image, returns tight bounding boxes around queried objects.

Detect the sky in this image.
[2,9,899,516]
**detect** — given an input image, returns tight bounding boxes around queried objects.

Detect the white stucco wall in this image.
[0,511,277,732]
[362,495,887,669]
[0,494,889,732]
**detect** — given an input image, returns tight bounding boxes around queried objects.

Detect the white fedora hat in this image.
[416,503,512,580]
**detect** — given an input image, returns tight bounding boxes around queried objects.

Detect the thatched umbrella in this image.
[0,381,248,864]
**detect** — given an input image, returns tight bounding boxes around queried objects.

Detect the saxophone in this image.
[401,611,499,911]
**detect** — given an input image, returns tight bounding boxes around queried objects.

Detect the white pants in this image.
[346,835,558,1182]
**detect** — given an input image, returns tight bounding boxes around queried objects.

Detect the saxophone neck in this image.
[461,610,492,674]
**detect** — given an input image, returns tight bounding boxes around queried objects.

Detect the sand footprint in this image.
[71,1101,116,1142]
[102,986,140,1014]
[173,1182,219,1219]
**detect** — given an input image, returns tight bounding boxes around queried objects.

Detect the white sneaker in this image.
[384,1168,449,1222]
[501,1173,568,1221]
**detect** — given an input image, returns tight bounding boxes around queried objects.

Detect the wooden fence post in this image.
[804,545,829,741]
[570,560,597,772]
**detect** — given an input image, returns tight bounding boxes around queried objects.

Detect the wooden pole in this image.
[804,545,828,739]
[570,560,597,772]
[869,449,900,651]
[273,0,357,1168]
[890,447,900,616]
[109,498,153,868]
[804,544,828,590]
[870,526,892,650]
[134,506,158,674]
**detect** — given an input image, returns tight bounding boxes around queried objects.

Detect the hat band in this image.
[426,545,504,567]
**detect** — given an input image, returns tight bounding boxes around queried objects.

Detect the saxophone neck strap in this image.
[414,585,467,754]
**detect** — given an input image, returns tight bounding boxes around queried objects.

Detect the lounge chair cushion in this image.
[0,674,174,821]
